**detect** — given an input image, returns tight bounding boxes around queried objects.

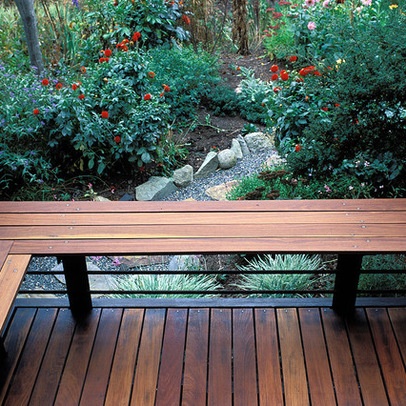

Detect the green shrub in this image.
[235,254,326,297]
[116,273,221,298]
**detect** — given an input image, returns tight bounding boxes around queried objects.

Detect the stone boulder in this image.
[135,176,177,201]
[244,132,274,153]
[194,151,219,179]
[173,165,193,188]
[237,134,251,156]
[218,149,237,169]
[231,138,243,159]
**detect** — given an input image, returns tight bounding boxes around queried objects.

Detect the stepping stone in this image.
[205,180,240,201]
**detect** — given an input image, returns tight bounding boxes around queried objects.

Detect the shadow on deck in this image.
[1,299,406,406]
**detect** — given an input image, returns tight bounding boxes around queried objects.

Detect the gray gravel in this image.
[163,150,276,201]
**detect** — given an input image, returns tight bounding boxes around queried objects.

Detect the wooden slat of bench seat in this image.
[1,210,405,227]
[0,198,405,213]
[0,241,13,268]
[9,236,406,254]
[2,223,405,240]
[0,254,31,334]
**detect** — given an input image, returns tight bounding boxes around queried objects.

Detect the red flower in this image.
[101,111,109,119]
[143,93,152,101]
[148,71,156,78]
[33,108,40,115]
[334,103,340,108]
[321,107,328,112]
[41,78,49,86]
[295,144,302,152]
[114,136,121,144]
[273,87,282,93]
[270,64,279,73]
[72,83,78,91]
[271,73,279,81]
[299,65,316,76]
[280,70,289,81]
[80,66,87,74]
[99,57,109,63]
[182,14,191,25]
[78,93,85,100]
[55,82,63,90]
[162,84,171,92]
[289,55,298,62]
[104,49,112,57]
[132,31,141,42]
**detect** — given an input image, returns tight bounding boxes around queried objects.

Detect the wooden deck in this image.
[1,302,406,406]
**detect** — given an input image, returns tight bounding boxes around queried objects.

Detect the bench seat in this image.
[0,199,405,332]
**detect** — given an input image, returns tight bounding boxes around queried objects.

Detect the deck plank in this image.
[366,308,406,405]
[233,309,258,406]
[388,308,406,365]
[105,308,144,406]
[0,308,36,405]
[80,308,122,406]
[54,309,101,406]
[130,308,166,406]
[277,308,310,406]
[255,309,283,406]
[2,304,406,406]
[299,308,336,405]
[346,309,389,406]
[207,309,232,406]
[30,309,76,406]
[322,308,363,406]
[2,308,58,406]
[155,308,188,406]
[182,308,209,406]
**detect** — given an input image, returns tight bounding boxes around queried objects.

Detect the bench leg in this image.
[59,256,92,319]
[0,338,5,360]
[332,254,363,317]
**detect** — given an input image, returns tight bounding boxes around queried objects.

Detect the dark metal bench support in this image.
[59,255,92,318]
[333,254,363,316]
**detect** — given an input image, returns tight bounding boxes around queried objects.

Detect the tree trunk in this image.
[14,0,44,75]
[232,0,249,55]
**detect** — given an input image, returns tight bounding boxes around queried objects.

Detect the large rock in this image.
[231,138,243,159]
[218,149,237,169]
[135,176,177,201]
[194,151,219,179]
[237,134,251,156]
[244,132,274,153]
[205,180,240,201]
[173,165,193,187]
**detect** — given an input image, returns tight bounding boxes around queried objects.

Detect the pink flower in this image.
[307,21,316,31]
[322,0,330,7]
[361,0,372,5]
[304,0,316,6]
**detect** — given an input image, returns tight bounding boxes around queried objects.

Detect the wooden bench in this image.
[1,199,405,354]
